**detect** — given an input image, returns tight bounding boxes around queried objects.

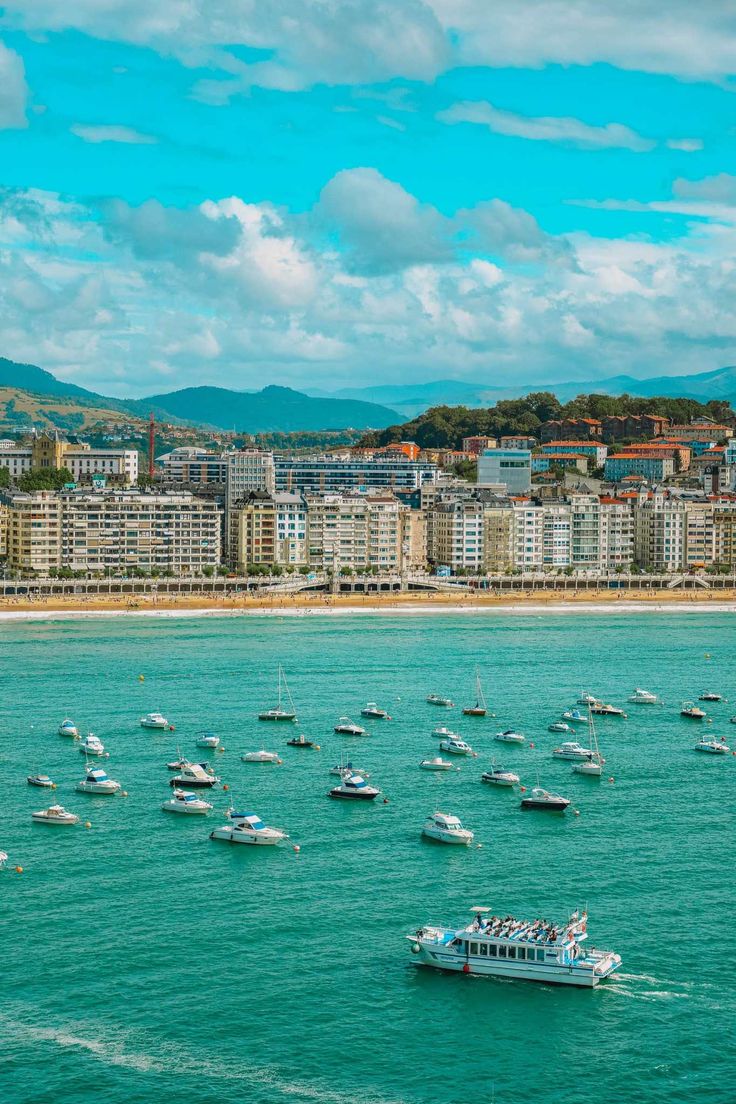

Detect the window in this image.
[507,946,516,959]
[470,942,478,955]
[498,945,507,958]
[517,947,525,960]
[488,943,497,957]
[536,949,545,961]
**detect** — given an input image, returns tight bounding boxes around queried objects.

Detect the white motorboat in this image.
[79,733,108,758]
[419,756,454,771]
[590,703,627,718]
[27,774,55,788]
[361,703,389,719]
[432,726,458,739]
[561,710,589,725]
[694,738,730,754]
[141,712,170,729]
[481,763,519,786]
[242,750,282,764]
[58,718,78,737]
[75,767,121,794]
[0,850,7,867]
[169,763,219,788]
[440,737,476,757]
[699,691,723,702]
[328,772,381,800]
[196,732,220,748]
[162,788,213,814]
[462,668,488,717]
[520,786,570,811]
[628,688,658,704]
[576,693,598,705]
[258,665,297,722]
[426,694,454,707]
[548,721,571,733]
[552,741,595,761]
[422,812,474,845]
[334,716,367,735]
[329,758,369,776]
[681,701,706,719]
[494,729,525,744]
[210,809,287,844]
[166,754,214,774]
[31,804,79,825]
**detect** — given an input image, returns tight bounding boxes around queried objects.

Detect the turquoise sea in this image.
[1,611,734,1104]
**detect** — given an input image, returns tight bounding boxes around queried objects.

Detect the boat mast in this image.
[588,703,601,761]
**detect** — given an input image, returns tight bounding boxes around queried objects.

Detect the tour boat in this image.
[258,665,297,722]
[426,694,454,707]
[698,691,723,702]
[75,767,121,795]
[210,809,287,845]
[79,733,108,758]
[58,719,78,738]
[694,738,730,754]
[141,712,170,729]
[462,668,488,717]
[552,741,595,761]
[548,721,571,734]
[520,786,570,811]
[334,716,367,736]
[628,688,658,704]
[494,729,525,744]
[242,750,282,764]
[561,709,589,725]
[420,757,454,771]
[422,812,474,845]
[286,734,316,748]
[361,703,389,719]
[162,788,213,815]
[590,703,627,718]
[169,763,219,788]
[439,736,476,757]
[31,804,79,825]
[432,726,458,739]
[481,763,519,786]
[681,701,706,719]
[407,907,621,987]
[196,732,220,748]
[27,774,55,788]
[328,772,381,800]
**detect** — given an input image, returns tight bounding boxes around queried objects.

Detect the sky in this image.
[0,2,736,399]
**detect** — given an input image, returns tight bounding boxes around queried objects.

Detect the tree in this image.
[18,466,73,492]
[0,467,9,488]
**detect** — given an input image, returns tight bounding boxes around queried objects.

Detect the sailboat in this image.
[462,668,488,717]
[572,705,604,777]
[258,665,297,722]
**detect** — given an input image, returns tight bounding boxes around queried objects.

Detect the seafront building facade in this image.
[0,431,138,484]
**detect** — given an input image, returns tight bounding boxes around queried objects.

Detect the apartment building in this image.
[5,491,62,573]
[633,493,686,570]
[275,455,437,494]
[605,453,675,483]
[539,442,608,466]
[305,494,403,571]
[426,499,485,571]
[232,491,307,570]
[156,447,229,484]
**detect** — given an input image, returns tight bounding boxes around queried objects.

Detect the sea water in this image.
[1,611,734,1104]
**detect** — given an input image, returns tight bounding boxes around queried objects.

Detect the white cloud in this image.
[674,173,736,203]
[667,138,704,152]
[70,123,158,144]
[438,100,655,152]
[0,41,28,129]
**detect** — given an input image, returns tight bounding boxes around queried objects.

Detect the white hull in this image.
[494,735,524,744]
[32,813,78,825]
[573,763,602,776]
[162,803,210,814]
[420,761,453,771]
[210,828,283,845]
[481,775,517,786]
[242,753,281,763]
[411,945,617,987]
[76,782,120,794]
[422,829,473,845]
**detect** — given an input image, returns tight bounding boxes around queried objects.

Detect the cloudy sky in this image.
[1,2,735,398]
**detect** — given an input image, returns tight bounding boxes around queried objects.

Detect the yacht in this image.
[27,774,55,788]
[242,750,282,764]
[548,721,571,734]
[699,691,723,702]
[258,665,297,722]
[286,734,317,748]
[520,786,570,811]
[462,668,488,717]
[432,726,458,739]
[628,688,658,704]
[75,767,121,795]
[480,763,519,786]
[561,709,589,725]
[334,717,367,736]
[407,907,621,987]
[31,804,79,826]
[166,753,213,774]
[494,729,525,744]
[162,788,213,814]
[422,812,474,845]
[169,763,219,788]
[694,738,730,754]
[196,732,220,748]
[426,694,454,707]
[573,709,604,776]
[361,703,389,719]
[210,809,287,845]
[681,701,706,719]
[420,757,454,771]
[141,712,170,729]
[328,772,381,800]
[590,703,627,718]
[58,719,78,738]
[552,741,595,761]
[79,734,108,758]
[439,736,476,757]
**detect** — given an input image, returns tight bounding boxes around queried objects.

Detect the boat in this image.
[169,763,219,788]
[628,688,658,704]
[361,703,389,719]
[494,729,525,744]
[334,716,367,735]
[58,718,78,737]
[258,665,297,722]
[694,738,730,754]
[79,733,108,758]
[439,737,476,757]
[422,812,474,845]
[0,851,7,867]
[552,741,595,761]
[548,721,571,733]
[210,809,287,845]
[480,763,519,786]
[196,732,220,748]
[681,701,706,719]
[27,774,55,788]
[328,772,381,800]
[329,757,369,776]
[31,804,79,825]
[161,788,213,814]
[699,691,723,702]
[75,767,121,794]
[140,712,170,729]
[572,708,603,776]
[576,693,598,705]
[242,750,282,764]
[166,754,214,774]
[286,734,316,748]
[407,907,621,987]
[432,726,458,739]
[419,757,454,771]
[426,694,454,707]
[520,786,570,811]
[561,710,589,725]
[462,668,488,717]
[590,703,627,718]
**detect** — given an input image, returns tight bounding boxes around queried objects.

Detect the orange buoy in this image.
[223,783,229,791]
[15,865,23,874]
[462,963,470,974]
[383,798,389,804]
[529,742,535,748]
[520,785,526,792]
[293,845,301,853]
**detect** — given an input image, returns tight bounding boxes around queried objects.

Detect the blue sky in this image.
[0,3,735,398]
